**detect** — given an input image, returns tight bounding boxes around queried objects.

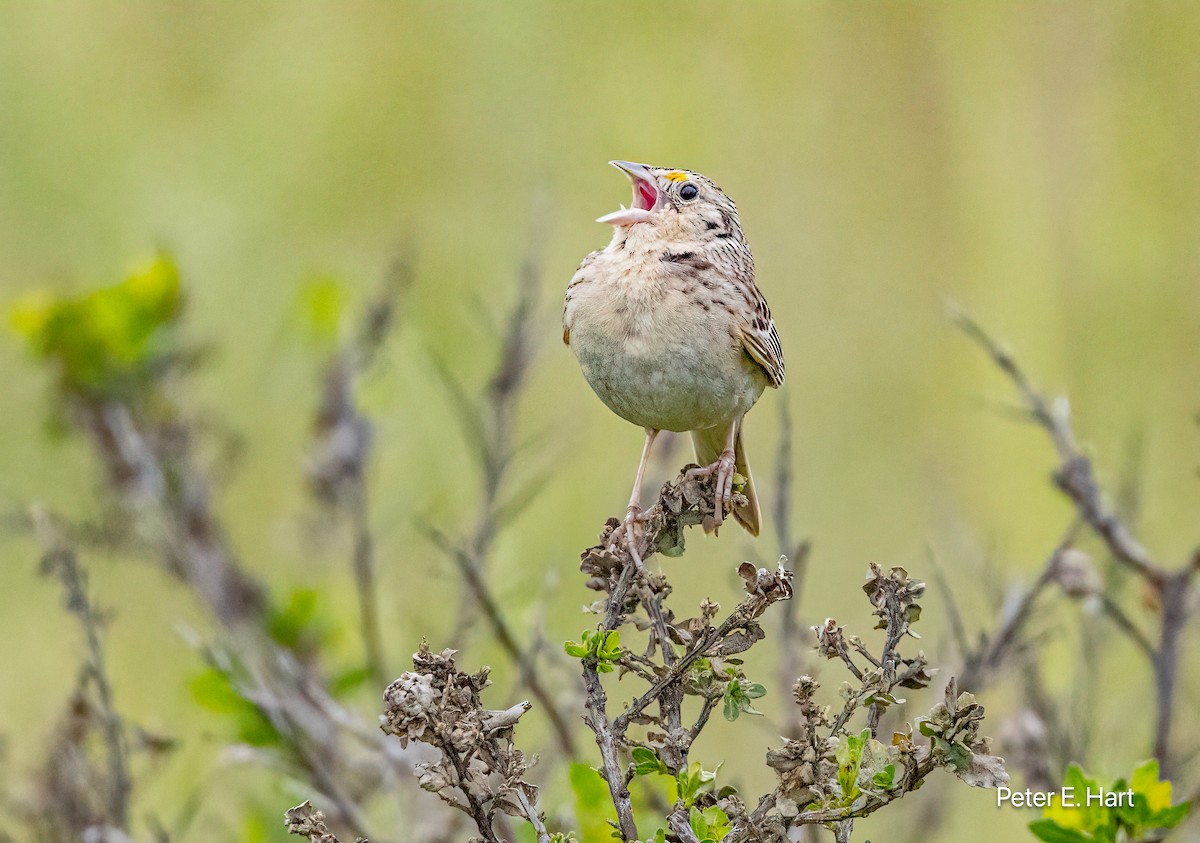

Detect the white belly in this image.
[568,284,766,432]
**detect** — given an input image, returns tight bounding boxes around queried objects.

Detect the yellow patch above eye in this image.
[664,171,688,182]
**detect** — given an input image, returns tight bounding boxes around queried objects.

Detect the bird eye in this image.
[679,182,699,201]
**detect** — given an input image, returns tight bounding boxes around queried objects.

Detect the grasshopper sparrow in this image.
[563,161,784,556]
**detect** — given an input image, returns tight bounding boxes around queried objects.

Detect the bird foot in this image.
[686,449,737,527]
[607,504,651,570]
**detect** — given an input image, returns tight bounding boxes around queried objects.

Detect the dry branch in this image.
[953,308,1198,776]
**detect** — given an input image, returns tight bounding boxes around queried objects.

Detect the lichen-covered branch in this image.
[379,644,544,843]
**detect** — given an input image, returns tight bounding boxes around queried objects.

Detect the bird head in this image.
[597,161,743,242]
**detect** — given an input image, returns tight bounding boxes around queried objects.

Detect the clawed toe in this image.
[689,450,738,527]
[606,505,649,568]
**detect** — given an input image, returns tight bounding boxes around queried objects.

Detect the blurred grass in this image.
[0,2,1197,840]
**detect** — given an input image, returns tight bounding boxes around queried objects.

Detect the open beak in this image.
[597,160,662,226]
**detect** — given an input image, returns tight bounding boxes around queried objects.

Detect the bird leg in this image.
[608,428,659,567]
[685,420,738,528]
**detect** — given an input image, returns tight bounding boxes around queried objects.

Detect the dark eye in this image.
[679,182,699,201]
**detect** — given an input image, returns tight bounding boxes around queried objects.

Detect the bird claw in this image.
[607,504,650,569]
[686,450,737,527]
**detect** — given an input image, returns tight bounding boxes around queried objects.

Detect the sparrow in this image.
[563,161,783,559]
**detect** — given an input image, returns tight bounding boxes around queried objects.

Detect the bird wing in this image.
[562,250,601,346]
[738,284,785,388]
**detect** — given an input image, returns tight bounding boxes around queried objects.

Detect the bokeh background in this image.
[1,3,1198,841]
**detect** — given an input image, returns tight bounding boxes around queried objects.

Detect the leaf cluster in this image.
[564,629,622,672]
[1030,760,1190,843]
[10,254,183,399]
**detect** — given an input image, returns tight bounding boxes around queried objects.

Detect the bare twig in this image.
[954,308,1198,775]
[83,400,267,626]
[926,548,970,661]
[773,397,813,739]
[952,308,1163,585]
[959,521,1080,691]
[582,561,640,841]
[308,263,414,683]
[424,524,578,757]
[514,786,551,843]
[33,509,131,832]
[1097,593,1156,661]
[1154,567,1195,770]
[427,256,579,759]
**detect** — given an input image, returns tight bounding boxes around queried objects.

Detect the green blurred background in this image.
[1,2,1197,841]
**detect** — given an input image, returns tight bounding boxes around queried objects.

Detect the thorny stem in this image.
[723,751,945,843]
[583,660,640,841]
[310,262,414,684]
[774,400,812,740]
[86,401,267,626]
[669,809,703,843]
[688,694,720,743]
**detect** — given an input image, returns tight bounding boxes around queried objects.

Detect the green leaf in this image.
[12,253,184,397]
[1028,819,1091,843]
[1120,758,1191,831]
[701,806,730,838]
[1044,764,1105,832]
[871,764,896,790]
[1147,801,1190,828]
[266,587,328,650]
[676,761,718,808]
[565,629,621,670]
[632,747,668,777]
[190,668,245,715]
[569,763,614,841]
[940,739,973,772]
[1129,758,1172,812]
[723,686,741,721]
[835,729,870,804]
[742,682,766,699]
[596,630,622,660]
[189,668,280,747]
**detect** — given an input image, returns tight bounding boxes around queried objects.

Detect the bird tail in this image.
[691,422,761,536]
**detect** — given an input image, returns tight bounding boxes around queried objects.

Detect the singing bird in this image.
[563,161,783,551]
